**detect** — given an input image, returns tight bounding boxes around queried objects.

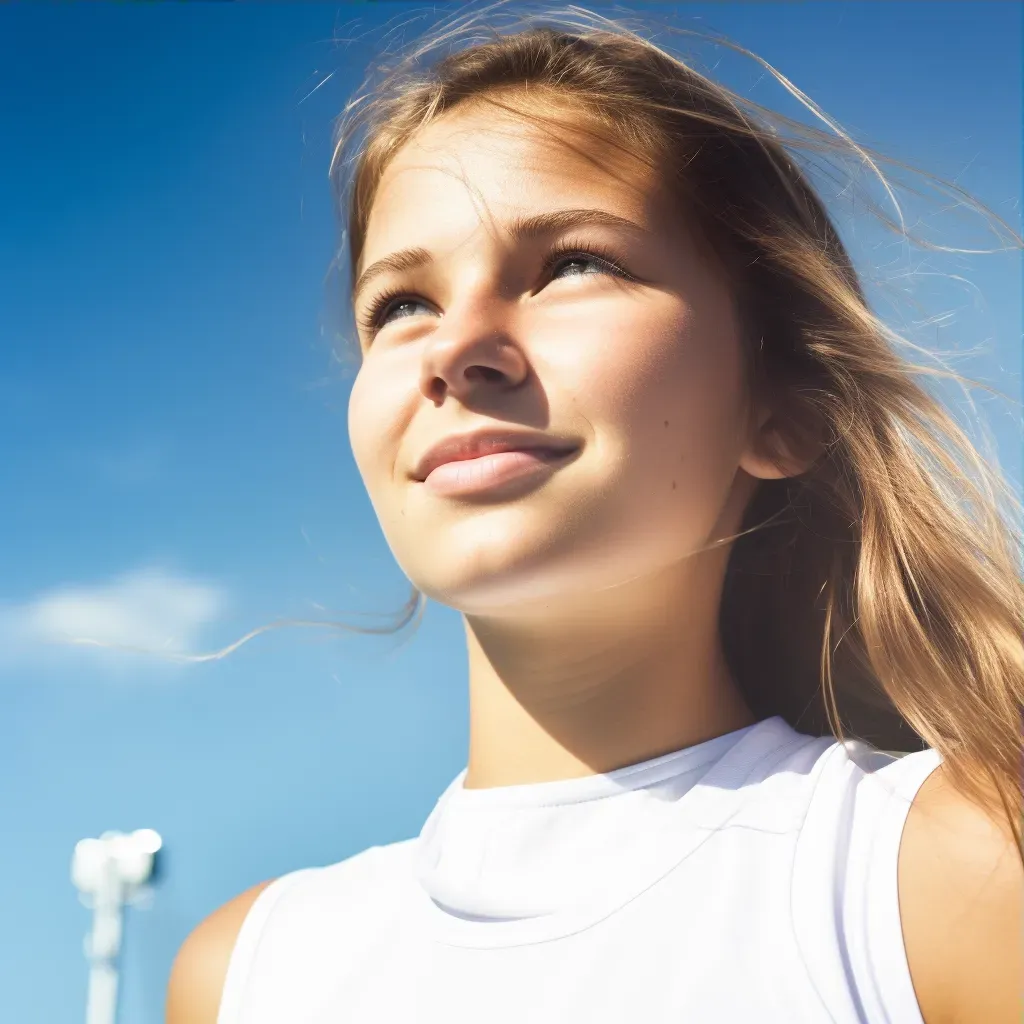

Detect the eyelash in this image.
[355,236,634,336]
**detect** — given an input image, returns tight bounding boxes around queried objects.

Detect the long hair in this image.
[327,2,1024,855]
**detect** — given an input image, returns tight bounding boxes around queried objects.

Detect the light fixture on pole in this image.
[71,829,163,1024]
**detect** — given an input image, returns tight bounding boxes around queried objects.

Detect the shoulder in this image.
[898,762,1023,1024]
[165,879,277,1024]
[164,842,416,1024]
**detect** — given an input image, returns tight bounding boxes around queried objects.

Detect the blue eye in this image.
[364,295,427,329]
[536,239,633,290]
[356,289,429,334]
[546,252,610,279]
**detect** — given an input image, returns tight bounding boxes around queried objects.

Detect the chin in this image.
[398,534,588,615]
[381,480,653,613]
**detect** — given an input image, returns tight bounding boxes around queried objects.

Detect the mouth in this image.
[421,446,579,498]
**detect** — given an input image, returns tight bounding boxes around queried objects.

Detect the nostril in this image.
[467,365,506,383]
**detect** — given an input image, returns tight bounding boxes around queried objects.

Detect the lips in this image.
[411,430,580,483]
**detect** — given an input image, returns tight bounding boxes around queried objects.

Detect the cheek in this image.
[580,305,748,463]
[347,362,405,490]
[346,371,372,477]
[578,313,751,556]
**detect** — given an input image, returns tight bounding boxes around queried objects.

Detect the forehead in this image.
[362,103,669,261]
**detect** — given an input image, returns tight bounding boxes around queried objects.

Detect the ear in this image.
[738,402,821,481]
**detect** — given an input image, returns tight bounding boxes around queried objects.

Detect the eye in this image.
[539,239,633,285]
[356,238,634,338]
[357,289,429,335]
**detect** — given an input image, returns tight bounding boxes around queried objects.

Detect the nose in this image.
[418,303,530,406]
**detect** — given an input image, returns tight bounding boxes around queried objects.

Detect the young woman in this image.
[167,6,1024,1022]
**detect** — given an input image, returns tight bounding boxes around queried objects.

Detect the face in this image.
[348,102,789,615]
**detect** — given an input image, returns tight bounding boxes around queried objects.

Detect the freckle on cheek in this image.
[672,480,677,490]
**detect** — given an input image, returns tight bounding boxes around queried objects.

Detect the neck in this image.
[461,558,757,790]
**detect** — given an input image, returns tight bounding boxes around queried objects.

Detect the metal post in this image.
[72,830,163,1024]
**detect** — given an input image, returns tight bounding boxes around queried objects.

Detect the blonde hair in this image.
[78,3,1021,858]
[326,2,1024,854]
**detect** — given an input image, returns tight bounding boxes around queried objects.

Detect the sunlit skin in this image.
[347,100,809,790]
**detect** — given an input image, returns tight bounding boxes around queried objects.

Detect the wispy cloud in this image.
[0,567,227,667]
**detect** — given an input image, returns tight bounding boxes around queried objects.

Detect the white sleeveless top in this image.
[217,714,942,1023]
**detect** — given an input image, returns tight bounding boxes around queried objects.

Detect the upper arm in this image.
[898,764,1024,1024]
[166,879,276,1024]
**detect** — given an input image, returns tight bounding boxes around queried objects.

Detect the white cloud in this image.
[0,567,227,667]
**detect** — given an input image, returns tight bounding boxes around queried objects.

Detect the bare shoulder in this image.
[898,762,1024,1024]
[166,879,277,1024]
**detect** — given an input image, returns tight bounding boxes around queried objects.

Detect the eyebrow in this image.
[351,207,646,306]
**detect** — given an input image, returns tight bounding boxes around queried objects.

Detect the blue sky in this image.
[1,2,1020,1021]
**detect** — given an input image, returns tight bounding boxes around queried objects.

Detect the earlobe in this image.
[738,450,798,481]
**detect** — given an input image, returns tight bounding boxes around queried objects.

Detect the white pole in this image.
[73,830,162,1024]
[85,962,119,1024]
[84,853,123,1024]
